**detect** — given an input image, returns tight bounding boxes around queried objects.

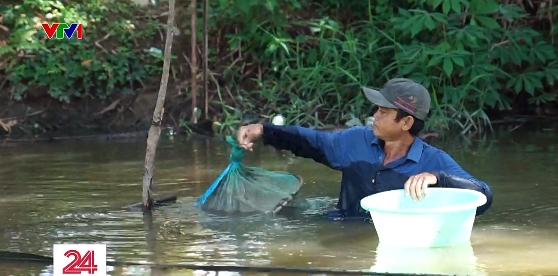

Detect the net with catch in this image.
[197,135,303,215]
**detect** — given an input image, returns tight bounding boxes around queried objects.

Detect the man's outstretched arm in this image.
[261,123,365,170]
[434,152,494,216]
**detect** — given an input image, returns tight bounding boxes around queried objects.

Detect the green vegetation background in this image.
[1,0,557,135]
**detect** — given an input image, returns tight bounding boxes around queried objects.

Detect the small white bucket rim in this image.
[360,188,487,215]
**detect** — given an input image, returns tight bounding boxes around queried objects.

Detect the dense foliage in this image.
[1,0,164,102]
[1,0,557,133]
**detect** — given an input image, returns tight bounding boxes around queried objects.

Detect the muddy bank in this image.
[0,88,193,142]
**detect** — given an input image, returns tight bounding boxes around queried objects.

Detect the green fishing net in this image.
[197,135,303,215]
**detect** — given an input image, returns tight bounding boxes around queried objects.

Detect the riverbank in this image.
[3,0,558,142]
[3,0,557,144]
[2,86,557,143]
[0,88,174,142]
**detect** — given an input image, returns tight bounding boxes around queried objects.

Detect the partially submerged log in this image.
[126,195,178,211]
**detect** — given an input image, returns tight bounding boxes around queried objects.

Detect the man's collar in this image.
[371,136,424,163]
[406,137,424,162]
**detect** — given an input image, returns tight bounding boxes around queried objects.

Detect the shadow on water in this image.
[1,124,558,275]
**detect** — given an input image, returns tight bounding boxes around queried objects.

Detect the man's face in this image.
[372,106,413,140]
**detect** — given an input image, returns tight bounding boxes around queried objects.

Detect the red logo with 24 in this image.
[53,244,107,276]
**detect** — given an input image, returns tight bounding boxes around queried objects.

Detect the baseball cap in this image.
[361,78,431,120]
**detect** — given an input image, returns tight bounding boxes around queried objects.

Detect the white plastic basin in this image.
[360,188,487,248]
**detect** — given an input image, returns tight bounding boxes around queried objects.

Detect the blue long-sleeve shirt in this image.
[261,123,494,219]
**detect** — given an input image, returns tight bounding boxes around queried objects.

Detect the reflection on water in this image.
[371,242,482,275]
[1,126,558,275]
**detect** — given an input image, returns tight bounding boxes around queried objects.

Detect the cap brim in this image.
[362,87,396,108]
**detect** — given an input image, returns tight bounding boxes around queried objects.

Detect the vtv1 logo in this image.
[53,244,106,276]
[41,23,83,39]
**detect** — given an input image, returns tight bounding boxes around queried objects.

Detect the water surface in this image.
[1,127,558,275]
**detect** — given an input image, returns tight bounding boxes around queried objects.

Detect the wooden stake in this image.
[191,0,198,124]
[142,0,176,212]
[202,0,209,120]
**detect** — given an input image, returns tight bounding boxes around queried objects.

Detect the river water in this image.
[1,126,558,275]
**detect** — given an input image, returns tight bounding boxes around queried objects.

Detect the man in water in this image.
[236,78,494,220]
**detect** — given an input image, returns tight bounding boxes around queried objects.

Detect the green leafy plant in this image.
[201,0,558,135]
[1,0,165,102]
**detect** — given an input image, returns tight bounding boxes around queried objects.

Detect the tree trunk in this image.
[142,0,176,212]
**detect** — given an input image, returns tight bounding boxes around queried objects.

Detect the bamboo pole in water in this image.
[190,0,198,124]
[202,0,209,120]
[142,0,176,211]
